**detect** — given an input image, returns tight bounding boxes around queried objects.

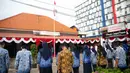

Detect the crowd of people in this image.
[0,41,130,73]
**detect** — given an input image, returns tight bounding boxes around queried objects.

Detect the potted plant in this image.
[30,44,38,68]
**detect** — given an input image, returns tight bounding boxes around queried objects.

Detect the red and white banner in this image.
[104,36,127,42]
[0,37,36,43]
[85,38,100,43]
[108,37,116,42]
[117,36,126,42]
[56,39,85,44]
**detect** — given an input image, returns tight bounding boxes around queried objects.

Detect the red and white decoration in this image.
[103,36,128,42]
[108,37,116,42]
[0,37,36,43]
[86,38,100,43]
[56,39,85,44]
[117,36,126,42]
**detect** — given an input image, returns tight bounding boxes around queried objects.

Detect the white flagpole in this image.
[53,0,56,57]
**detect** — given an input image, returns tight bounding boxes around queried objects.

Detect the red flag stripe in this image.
[54,0,56,5]
[112,0,118,24]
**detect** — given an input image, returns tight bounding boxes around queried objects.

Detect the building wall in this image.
[75,0,130,37]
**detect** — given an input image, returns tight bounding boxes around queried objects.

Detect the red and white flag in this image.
[53,0,57,16]
[54,0,56,5]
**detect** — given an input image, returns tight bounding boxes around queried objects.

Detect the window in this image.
[117,6,121,11]
[95,2,97,6]
[95,30,99,35]
[100,23,103,27]
[118,0,121,3]
[87,21,89,25]
[122,9,125,15]
[125,8,127,14]
[92,24,97,29]
[96,24,100,28]
[106,14,108,20]
[89,26,92,30]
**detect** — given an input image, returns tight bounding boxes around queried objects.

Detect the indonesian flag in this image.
[54,0,56,5]
[53,0,57,16]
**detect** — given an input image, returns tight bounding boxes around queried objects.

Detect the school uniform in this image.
[90,52,97,71]
[116,46,127,71]
[37,52,52,73]
[106,49,113,68]
[72,52,80,73]
[0,47,9,73]
[15,49,32,73]
[82,51,92,73]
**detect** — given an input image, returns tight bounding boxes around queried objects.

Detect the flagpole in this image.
[53,0,56,57]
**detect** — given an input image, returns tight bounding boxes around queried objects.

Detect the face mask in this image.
[95,46,97,51]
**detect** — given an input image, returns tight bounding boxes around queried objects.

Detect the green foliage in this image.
[30,44,37,64]
[123,68,130,73]
[96,67,123,73]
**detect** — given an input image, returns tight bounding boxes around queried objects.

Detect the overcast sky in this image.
[0,0,84,27]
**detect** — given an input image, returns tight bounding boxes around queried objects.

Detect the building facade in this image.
[75,0,130,37]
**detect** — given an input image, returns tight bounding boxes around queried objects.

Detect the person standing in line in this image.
[82,45,92,73]
[105,44,113,68]
[37,42,52,73]
[71,44,80,73]
[56,45,62,73]
[0,42,9,73]
[15,45,32,73]
[97,45,107,68]
[115,42,127,71]
[57,44,73,73]
[91,47,97,72]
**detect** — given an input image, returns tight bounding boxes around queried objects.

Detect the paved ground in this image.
[9,65,83,73]
[9,57,83,73]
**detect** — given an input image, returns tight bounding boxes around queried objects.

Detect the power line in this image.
[11,0,75,17]
[35,0,74,11]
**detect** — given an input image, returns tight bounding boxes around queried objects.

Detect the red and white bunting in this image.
[85,38,100,43]
[56,39,85,44]
[0,37,36,43]
[108,37,116,42]
[117,36,126,42]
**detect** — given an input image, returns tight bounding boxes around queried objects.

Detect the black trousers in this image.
[40,67,52,73]
[92,64,97,72]
[83,63,92,73]
[73,67,79,73]
[107,59,113,68]
[100,65,106,68]
[118,67,127,72]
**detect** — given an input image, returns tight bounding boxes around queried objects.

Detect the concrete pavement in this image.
[9,54,83,73]
[9,65,83,73]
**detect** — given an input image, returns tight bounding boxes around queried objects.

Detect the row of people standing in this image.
[56,42,129,73]
[0,42,35,73]
[0,41,129,73]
